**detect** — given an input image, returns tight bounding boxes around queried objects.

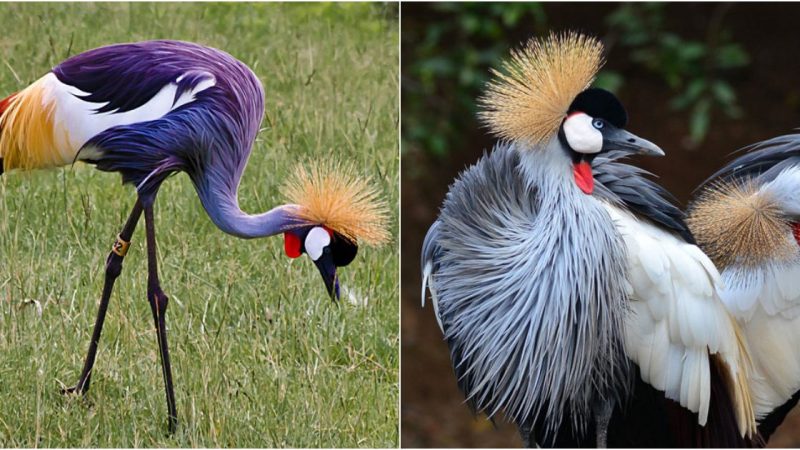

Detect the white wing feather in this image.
[603,202,746,426]
[40,72,215,163]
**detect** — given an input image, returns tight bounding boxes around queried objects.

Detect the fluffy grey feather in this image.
[422,139,631,442]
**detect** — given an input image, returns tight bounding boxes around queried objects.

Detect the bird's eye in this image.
[592,119,604,129]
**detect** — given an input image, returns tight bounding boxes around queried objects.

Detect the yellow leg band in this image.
[111,234,131,257]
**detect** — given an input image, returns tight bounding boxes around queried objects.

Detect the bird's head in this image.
[282,225,358,300]
[559,88,663,194]
[280,160,389,300]
[479,32,664,194]
[690,142,800,270]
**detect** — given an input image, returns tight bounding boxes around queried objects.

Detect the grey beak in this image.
[603,128,665,157]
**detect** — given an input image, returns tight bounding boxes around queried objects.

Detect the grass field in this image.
[0,3,398,447]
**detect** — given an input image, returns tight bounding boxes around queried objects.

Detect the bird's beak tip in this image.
[631,133,665,157]
[647,145,666,157]
[606,129,666,158]
[323,270,340,302]
[314,257,339,302]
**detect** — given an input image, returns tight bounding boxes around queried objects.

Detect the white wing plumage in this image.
[42,72,215,163]
[602,202,753,433]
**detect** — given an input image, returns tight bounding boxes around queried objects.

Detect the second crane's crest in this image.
[479,32,604,145]
[689,180,795,268]
[282,160,390,246]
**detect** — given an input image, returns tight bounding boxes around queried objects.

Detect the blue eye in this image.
[592,119,604,129]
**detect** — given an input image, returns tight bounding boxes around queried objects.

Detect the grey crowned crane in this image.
[421,32,758,447]
[690,133,800,443]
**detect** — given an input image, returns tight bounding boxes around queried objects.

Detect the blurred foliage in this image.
[402,3,548,158]
[402,3,750,159]
[606,3,749,145]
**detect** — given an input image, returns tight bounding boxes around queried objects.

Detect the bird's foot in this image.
[167,416,178,434]
[61,379,89,396]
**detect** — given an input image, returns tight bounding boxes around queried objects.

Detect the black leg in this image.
[519,424,536,448]
[144,203,178,433]
[63,200,143,395]
[594,398,614,448]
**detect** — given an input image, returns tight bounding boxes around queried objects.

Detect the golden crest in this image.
[282,159,390,245]
[479,32,604,146]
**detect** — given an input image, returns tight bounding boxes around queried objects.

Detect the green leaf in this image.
[501,7,521,26]
[689,99,711,143]
[594,71,624,94]
[715,44,750,69]
[427,133,448,157]
[686,78,707,99]
[460,14,480,33]
[417,57,455,77]
[677,42,705,61]
[711,80,736,107]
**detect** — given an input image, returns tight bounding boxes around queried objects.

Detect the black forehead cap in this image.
[568,88,628,128]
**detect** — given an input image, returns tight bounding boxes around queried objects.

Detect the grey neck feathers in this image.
[434,139,630,441]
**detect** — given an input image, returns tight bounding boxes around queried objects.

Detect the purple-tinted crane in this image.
[0,40,388,432]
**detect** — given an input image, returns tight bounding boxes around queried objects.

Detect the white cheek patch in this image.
[563,113,603,154]
[305,227,331,261]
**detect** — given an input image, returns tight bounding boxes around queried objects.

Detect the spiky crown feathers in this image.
[688,180,796,269]
[281,160,390,246]
[479,32,605,145]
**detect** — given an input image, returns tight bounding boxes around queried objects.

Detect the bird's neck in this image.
[516,136,585,206]
[193,169,307,239]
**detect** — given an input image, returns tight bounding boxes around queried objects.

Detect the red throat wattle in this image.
[284,232,302,258]
[573,161,594,195]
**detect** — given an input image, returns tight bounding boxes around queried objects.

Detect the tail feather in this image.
[607,363,762,447]
[0,92,17,117]
[0,77,70,171]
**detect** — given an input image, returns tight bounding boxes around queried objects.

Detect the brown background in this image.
[401,2,800,447]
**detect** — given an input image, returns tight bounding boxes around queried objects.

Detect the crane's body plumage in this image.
[2,41,251,172]
[594,153,755,439]
[424,140,630,440]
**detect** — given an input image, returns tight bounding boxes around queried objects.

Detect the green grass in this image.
[0,3,398,447]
